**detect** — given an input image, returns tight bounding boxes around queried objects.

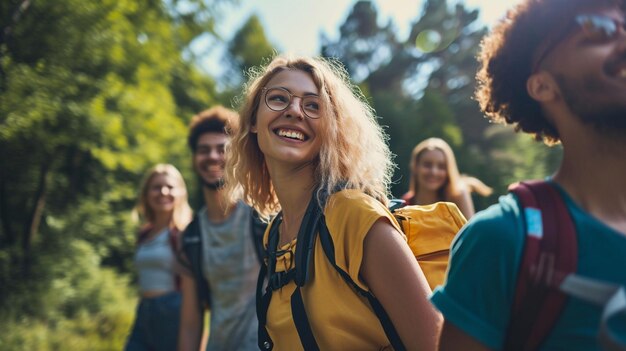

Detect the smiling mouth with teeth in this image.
[276,129,306,141]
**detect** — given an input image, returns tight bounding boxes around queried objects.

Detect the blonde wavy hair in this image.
[225,55,394,217]
[134,164,193,231]
[409,138,492,201]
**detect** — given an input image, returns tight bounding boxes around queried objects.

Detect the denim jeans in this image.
[124,291,181,351]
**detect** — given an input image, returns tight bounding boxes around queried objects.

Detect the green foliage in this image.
[321,1,399,83]
[0,240,136,351]
[484,125,563,187]
[0,0,201,248]
[0,0,215,266]
[0,310,133,351]
[323,0,560,203]
[228,15,276,78]
[323,0,482,196]
[170,61,221,123]
[222,13,277,101]
[1,0,227,348]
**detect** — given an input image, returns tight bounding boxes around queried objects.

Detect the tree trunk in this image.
[21,159,51,269]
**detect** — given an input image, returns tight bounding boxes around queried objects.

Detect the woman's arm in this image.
[360,219,443,350]
[452,187,475,219]
[178,274,205,351]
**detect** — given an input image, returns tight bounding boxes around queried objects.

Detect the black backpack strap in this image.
[285,195,323,351]
[257,254,273,351]
[250,209,268,265]
[315,218,406,351]
[257,192,322,350]
[288,216,407,351]
[290,286,321,351]
[504,180,578,351]
[257,213,281,351]
[180,216,212,310]
[293,193,323,286]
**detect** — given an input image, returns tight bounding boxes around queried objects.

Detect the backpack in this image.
[256,190,467,351]
[180,208,266,309]
[137,225,182,290]
[505,180,626,351]
[393,201,467,290]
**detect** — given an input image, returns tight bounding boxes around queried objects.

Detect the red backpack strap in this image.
[136,224,153,245]
[504,180,578,351]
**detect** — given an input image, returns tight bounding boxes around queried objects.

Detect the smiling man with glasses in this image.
[533,13,626,72]
[430,0,626,350]
[177,106,266,351]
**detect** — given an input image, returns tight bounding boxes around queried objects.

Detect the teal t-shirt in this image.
[431,184,626,350]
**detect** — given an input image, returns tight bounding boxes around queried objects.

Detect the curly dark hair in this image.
[475,0,625,144]
[187,106,239,152]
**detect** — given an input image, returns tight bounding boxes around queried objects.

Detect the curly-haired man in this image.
[431,0,626,350]
[177,106,265,351]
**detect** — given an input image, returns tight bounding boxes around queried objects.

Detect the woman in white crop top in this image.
[124,164,192,351]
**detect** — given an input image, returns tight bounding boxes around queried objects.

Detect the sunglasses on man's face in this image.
[533,13,626,71]
[577,14,626,41]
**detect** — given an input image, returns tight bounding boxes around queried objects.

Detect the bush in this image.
[0,240,137,350]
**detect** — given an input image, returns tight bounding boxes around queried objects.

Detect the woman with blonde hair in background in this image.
[225,55,441,350]
[402,137,492,219]
[125,163,192,351]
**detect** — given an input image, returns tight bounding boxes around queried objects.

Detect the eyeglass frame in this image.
[261,87,322,119]
[532,13,626,72]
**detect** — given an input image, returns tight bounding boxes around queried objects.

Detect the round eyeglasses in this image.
[263,87,321,119]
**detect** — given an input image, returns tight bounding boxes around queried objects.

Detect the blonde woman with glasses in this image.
[225,55,441,351]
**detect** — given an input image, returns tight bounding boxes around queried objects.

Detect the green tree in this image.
[228,14,276,80]
[1,0,194,273]
[0,0,231,347]
[321,1,399,83]
[322,0,561,200]
[220,13,276,104]
[322,0,480,195]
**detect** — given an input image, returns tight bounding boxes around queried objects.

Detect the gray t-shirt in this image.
[199,201,260,351]
[135,228,177,293]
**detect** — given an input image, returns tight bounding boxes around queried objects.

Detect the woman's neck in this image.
[413,188,442,205]
[150,213,172,234]
[268,161,317,245]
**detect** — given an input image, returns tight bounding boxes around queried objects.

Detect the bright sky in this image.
[201,0,522,77]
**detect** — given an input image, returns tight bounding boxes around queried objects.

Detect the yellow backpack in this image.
[393,202,467,290]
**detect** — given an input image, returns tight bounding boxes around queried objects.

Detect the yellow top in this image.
[264,189,404,351]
